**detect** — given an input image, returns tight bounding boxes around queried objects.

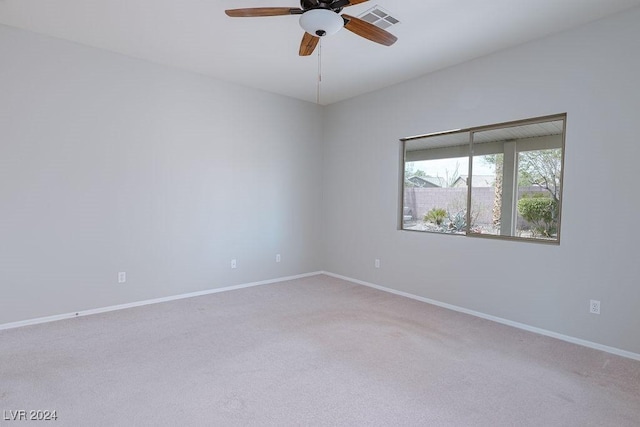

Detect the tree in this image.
[438,161,460,188]
[518,149,562,203]
[404,163,427,187]
[491,155,503,227]
[479,154,503,227]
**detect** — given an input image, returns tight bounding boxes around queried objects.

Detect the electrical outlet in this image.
[118,272,126,283]
[276,254,281,263]
[375,259,380,268]
[590,299,600,314]
[231,259,237,269]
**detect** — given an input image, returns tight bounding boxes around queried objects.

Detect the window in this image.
[401,114,566,243]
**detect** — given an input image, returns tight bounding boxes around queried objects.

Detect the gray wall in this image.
[0,24,323,324]
[322,9,640,354]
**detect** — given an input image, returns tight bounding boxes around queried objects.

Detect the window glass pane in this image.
[469,119,564,242]
[402,132,470,234]
[516,148,562,239]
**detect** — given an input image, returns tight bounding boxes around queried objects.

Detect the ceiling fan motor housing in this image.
[299,8,344,37]
[300,0,343,12]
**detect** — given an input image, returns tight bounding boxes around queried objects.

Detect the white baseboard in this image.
[322,271,640,362]
[4,270,639,362]
[0,271,323,331]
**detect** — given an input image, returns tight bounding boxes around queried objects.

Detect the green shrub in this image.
[424,208,447,226]
[517,195,558,237]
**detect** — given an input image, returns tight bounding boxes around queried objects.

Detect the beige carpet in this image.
[1,275,639,426]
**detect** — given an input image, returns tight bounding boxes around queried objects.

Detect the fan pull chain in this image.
[316,38,322,105]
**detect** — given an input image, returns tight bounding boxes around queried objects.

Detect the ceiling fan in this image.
[225,0,398,56]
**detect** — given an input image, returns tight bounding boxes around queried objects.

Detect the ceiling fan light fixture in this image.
[299,9,343,37]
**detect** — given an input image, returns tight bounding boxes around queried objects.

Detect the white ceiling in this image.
[1,0,639,105]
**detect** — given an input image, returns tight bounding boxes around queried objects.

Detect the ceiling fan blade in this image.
[299,32,319,56]
[225,8,302,17]
[342,14,397,46]
[344,0,369,7]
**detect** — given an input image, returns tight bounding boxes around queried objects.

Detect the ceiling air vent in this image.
[357,6,400,30]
